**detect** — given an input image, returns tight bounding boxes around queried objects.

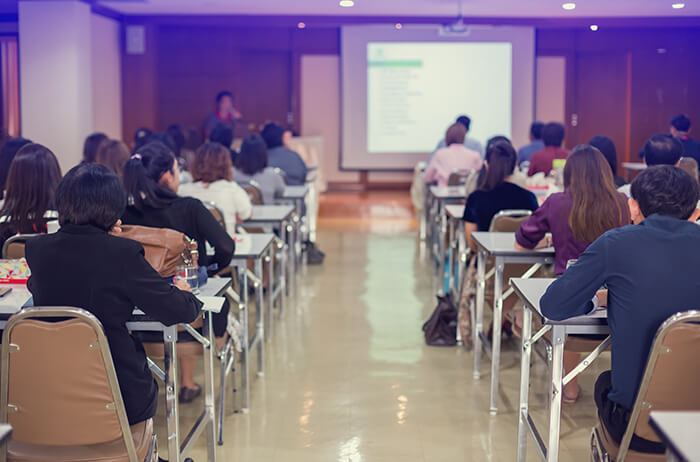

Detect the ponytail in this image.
[122,141,177,210]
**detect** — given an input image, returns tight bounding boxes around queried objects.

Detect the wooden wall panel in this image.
[121,19,700,184]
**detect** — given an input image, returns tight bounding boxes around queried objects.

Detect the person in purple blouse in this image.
[515,144,630,402]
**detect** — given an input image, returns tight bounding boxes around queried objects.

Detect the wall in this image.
[121,18,700,185]
[91,14,122,139]
[19,1,92,171]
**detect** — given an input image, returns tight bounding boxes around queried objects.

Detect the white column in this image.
[18,0,93,172]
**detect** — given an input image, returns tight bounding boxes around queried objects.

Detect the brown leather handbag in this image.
[114,225,199,277]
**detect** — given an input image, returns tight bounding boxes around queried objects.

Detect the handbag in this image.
[422,294,458,346]
[115,225,199,277]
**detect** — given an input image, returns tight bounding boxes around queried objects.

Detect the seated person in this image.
[619,134,683,197]
[122,141,234,402]
[527,122,570,177]
[82,132,107,164]
[540,165,700,454]
[515,144,630,402]
[260,122,308,186]
[424,122,482,186]
[233,134,286,205]
[679,157,699,183]
[590,135,626,188]
[95,139,130,180]
[179,141,253,234]
[0,137,32,200]
[26,164,202,425]
[670,114,700,164]
[463,140,538,251]
[430,115,485,162]
[0,143,62,248]
[210,123,237,164]
[517,121,545,166]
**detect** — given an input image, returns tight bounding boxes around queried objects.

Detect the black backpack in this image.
[422,294,457,346]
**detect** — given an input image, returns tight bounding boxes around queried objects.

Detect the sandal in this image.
[179,384,202,403]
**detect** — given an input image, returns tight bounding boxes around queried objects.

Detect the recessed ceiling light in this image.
[395,23,403,29]
[590,24,599,31]
[672,3,685,8]
[297,22,306,29]
[339,0,354,7]
[562,3,576,10]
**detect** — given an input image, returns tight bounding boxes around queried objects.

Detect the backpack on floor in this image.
[422,294,457,346]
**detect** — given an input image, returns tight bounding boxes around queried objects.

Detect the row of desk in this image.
[427,192,603,462]
[0,185,312,462]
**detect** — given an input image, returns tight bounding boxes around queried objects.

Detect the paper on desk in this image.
[197,296,225,313]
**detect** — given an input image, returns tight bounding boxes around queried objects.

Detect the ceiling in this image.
[96,0,699,18]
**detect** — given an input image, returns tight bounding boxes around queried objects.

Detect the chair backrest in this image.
[0,307,138,460]
[488,210,533,232]
[447,169,472,186]
[204,201,226,232]
[273,168,288,185]
[1,234,40,260]
[241,182,263,206]
[618,310,700,460]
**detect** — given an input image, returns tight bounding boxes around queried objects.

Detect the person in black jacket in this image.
[26,164,202,425]
[122,141,234,402]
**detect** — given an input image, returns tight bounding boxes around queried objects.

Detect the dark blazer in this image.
[26,224,202,425]
[540,214,700,410]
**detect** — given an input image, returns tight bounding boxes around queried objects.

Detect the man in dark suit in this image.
[540,165,700,454]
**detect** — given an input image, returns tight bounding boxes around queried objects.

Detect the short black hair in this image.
[260,123,285,149]
[631,165,699,220]
[56,163,127,231]
[166,124,185,155]
[542,122,565,147]
[210,123,234,148]
[144,132,177,155]
[589,135,618,176]
[643,134,683,166]
[83,132,108,163]
[530,121,544,140]
[216,91,233,104]
[133,127,152,150]
[456,115,471,132]
[671,114,691,132]
[235,134,268,176]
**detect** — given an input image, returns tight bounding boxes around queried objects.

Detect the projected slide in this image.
[367,42,512,153]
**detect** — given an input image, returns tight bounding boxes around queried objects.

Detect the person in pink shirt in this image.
[424,123,483,186]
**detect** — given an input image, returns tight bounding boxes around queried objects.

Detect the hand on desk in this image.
[596,289,608,307]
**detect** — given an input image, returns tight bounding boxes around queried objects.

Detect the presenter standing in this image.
[204,90,242,138]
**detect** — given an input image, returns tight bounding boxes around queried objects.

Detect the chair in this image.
[591,310,700,462]
[0,307,157,462]
[204,201,226,233]
[488,209,533,232]
[241,182,264,206]
[272,168,288,185]
[447,169,480,196]
[1,234,40,260]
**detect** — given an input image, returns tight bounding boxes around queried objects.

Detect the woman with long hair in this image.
[516,144,631,403]
[121,140,234,402]
[462,139,539,251]
[0,143,62,247]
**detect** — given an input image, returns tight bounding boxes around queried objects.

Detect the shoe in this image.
[563,385,581,404]
[179,384,202,403]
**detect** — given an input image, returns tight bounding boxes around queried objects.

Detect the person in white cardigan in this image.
[178,142,252,235]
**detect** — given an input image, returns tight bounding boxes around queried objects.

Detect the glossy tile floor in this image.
[156,192,609,461]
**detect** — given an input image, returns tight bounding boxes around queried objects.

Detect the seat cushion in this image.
[596,423,664,462]
[8,418,153,462]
